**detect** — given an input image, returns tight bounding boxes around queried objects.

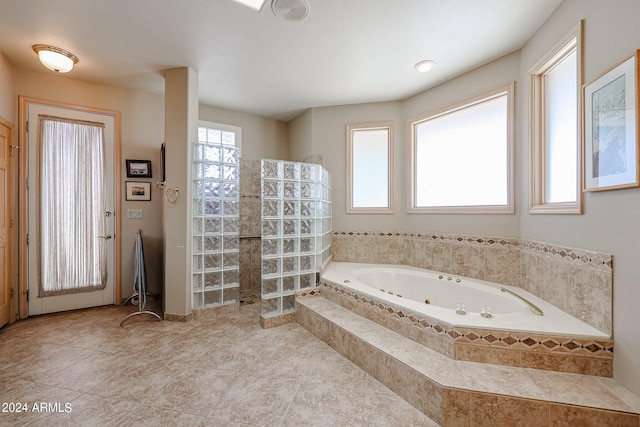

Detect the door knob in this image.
[98,234,112,240]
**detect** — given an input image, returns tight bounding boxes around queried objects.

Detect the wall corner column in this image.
[163,67,198,319]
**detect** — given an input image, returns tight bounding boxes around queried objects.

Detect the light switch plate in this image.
[128,209,143,219]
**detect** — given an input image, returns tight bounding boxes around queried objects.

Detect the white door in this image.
[0,118,14,327]
[27,102,116,315]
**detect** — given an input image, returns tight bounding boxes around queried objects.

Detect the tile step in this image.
[296,294,640,426]
[318,277,613,377]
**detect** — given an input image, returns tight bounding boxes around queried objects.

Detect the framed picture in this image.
[125,181,152,201]
[583,50,639,191]
[126,159,152,178]
[160,143,166,183]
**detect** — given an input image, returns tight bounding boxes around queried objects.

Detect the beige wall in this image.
[16,69,166,300]
[6,68,289,307]
[518,0,640,395]
[0,52,16,122]
[296,53,521,237]
[301,102,404,231]
[288,108,313,162]
[402,51,522,237]
[163,67,198,318]
[199,104,289,161]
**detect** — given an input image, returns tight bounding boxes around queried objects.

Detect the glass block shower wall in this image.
[192,137,241,310]
[261,160,332,318]
[316,165,332,270]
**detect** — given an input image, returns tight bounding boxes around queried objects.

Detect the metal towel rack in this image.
[120,230,162,327]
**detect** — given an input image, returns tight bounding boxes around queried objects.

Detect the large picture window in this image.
[409,83,514,213]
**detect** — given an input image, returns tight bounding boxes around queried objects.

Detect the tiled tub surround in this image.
[317,279,613,376]
[332,231,612,336]
[325,262,607,338]
[296,294,640,426]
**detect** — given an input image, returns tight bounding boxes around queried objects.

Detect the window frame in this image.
[528,21,583,214]
[346,121,394,214]
[198,120,242,155]
[408,83,515,214]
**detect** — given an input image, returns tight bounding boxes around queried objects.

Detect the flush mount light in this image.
[231,0,266,11]
[415,60,435,73]
[272,0,310,21]
[32,44,79,73]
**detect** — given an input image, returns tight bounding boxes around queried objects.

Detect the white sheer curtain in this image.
[39,115,107,296]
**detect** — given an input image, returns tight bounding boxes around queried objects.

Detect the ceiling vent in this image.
[271,0,310,21]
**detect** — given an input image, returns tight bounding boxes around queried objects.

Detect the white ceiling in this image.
[0,0,562,121]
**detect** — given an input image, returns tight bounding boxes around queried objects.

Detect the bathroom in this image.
[1,0,640,424]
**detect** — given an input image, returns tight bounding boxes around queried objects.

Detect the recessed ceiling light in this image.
[415,60,435,73]
[231,0,267,11]
[32,44,79,73]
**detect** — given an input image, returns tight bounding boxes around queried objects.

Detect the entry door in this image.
[27,102,116,315]
[0,117,14,327]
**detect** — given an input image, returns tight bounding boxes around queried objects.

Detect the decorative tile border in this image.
[317,281,454,342]
[520,239,612,272]
[331,230,613,334]
[297,296,638,425]
[308,281,613,376]
[332,230,611,271]
[297,288,322,298]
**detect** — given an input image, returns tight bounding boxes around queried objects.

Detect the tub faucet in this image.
[480,306,493,318]
[455,303,467,315]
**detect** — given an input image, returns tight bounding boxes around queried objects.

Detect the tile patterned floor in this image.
[0,302,439,426]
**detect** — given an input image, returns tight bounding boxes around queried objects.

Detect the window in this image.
[39,116,107,295]
[346,121,394,213]
[197,121,242,154]
[409,83,514,213]
[529,22,582,213]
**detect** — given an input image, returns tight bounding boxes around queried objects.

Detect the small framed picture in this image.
[126,181,152,201]
[160,143,166,182]
[126,159,152,178]
[583,50,639,191]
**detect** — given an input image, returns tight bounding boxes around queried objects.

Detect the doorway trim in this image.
[18,96,122,319]
[0,116,15,327]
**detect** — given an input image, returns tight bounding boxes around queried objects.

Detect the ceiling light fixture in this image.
[415,60,435,73]
[32,44,79,73]
[231,0,267,11]
[272,0,310,22]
